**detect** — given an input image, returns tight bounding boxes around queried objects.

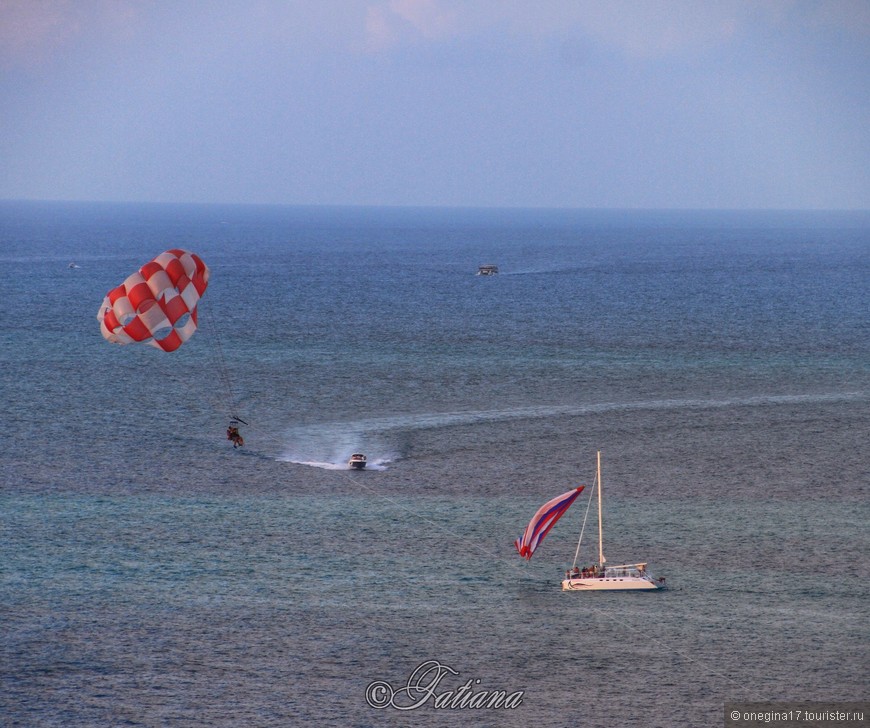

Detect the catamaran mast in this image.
[597,450,606,567]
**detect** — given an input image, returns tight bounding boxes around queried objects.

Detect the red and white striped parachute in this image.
[97,249,210,352]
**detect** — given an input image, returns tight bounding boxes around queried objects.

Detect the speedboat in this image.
[477,264,499,276]
[348,453,367,470]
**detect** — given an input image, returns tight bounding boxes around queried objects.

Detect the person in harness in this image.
[226,423,244,448]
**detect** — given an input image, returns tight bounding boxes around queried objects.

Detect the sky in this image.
[1,0,868,209]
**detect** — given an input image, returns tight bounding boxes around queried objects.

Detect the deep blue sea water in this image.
[1,201,868,727]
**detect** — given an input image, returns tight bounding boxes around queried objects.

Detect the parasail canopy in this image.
[514,486,585,560]
[97,249,210,352]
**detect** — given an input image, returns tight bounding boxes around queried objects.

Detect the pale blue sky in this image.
[1,0,868,209]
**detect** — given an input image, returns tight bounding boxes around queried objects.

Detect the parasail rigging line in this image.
[198,294,240,421]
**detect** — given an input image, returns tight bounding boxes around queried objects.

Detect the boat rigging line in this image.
[570,469,597,570]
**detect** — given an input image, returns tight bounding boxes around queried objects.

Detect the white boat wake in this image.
[276,391,865,470]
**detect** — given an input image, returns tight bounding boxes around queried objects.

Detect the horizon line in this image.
[1,197,869,214]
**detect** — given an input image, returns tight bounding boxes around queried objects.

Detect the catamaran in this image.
[561,451,663,591]
[514,451,664,591]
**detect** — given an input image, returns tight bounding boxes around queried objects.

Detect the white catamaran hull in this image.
[561,576,661,591]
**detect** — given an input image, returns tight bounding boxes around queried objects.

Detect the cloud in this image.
[390,0,455,38]
[808,0,870,35]
[477,0,761,59]
[7,0,869,71]
[364,0,456,50]
[359,0,870,60]
[364,5,396,51]
[0,0,78,67]
[570,2,742,57]
[358,0,747,60]
[0,0,138,69]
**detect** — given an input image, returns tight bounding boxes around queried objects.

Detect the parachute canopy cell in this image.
[97,249,210,352]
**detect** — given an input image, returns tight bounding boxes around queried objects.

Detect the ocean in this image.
[1,201,868,727]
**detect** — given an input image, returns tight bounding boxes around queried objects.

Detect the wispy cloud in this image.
[8,1,868,68]
[0,0,138,69]
[0,0,77,67]
[364,0,456,51]
[390,0,455,38]
[360,0,870,58]
[2,0,867,207]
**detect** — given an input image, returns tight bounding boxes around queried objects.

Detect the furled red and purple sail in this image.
[514,487,585,560]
